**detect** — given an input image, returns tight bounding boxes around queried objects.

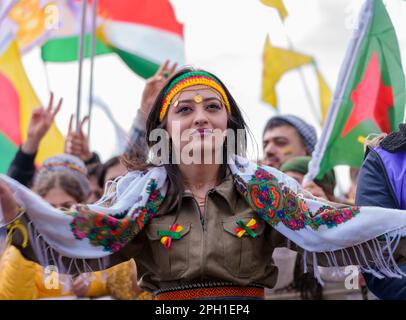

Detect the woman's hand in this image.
[22,92,63,154]
[64,115,93,162]
[71,274,91,297]
[140,60,177,116]
[0,181,19,224]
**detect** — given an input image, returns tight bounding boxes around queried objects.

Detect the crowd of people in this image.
[1,61,406,300]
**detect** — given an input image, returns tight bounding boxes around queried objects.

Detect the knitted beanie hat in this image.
[266,115,318,154]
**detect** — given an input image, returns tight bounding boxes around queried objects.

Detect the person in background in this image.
[86,163,104,204]
[262,115,317,169]
[1,154,89,299]
[7,94,101,189]
[262,115,323,201]
[263,117,322,300]
[1,154,144,299]
[31,154,90,208]
[356,127,406,300]
[7,93,63,187]
[64,115,101,167]
[280,156,336,202]
[97,156,127,188]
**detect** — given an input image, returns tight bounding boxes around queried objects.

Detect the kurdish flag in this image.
[41,0,185,78]
[41,0,112,62]
[307,0,406,180]
[0,38,64,173]
[97,0,184,78]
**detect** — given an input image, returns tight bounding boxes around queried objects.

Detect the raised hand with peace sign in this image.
[21,93,63,155]
[139,60,178,117]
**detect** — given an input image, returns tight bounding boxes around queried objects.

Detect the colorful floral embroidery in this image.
[254,169,275,181]
[313,206,359,229]
[70,179,164,253]
[158,224,183,248]
[248,181,281,225]
[236,167,360,231]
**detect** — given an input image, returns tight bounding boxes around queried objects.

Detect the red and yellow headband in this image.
[159,71,231,122]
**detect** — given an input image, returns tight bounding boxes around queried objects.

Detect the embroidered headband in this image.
[34,154,90,197]
[159,71,231,122]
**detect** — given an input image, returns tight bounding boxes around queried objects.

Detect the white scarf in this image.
[1,155,406,282]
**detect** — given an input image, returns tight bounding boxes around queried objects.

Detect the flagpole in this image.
[75,0,87,132]
[303,0,374,183]
[87,0,98,145]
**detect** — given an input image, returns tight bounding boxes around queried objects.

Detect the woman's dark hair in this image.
[122,66,250,205]
[98,156,121,188]
[379,123,406,153]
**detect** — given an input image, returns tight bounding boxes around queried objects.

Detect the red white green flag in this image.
[41,0,184,78]
[307,0,406,180]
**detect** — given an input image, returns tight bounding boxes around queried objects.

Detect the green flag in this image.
[41,0,185,79]
[307,0,405,180]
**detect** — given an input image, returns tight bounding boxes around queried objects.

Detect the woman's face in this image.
[104,163,127,184]
[87,175,103,204]
[42,187,77,208]
[165,85,228,164]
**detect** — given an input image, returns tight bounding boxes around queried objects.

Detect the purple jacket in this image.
[374,146,406,209]
[356,146,406,300]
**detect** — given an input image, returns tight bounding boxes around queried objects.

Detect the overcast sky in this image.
[22,0,406,190]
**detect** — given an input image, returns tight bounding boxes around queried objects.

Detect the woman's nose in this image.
[194,118,209,126]
[193,109,209,126]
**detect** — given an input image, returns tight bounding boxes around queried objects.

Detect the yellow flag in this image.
[260,0,288,21]
[0,40,64,165]
[262,35,313,108]
[315,69,332,124]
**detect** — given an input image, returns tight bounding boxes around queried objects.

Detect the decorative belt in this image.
[153,282,265,300]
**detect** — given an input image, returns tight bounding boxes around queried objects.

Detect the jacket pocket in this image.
[221,215,266,278]
[145,222,191,280]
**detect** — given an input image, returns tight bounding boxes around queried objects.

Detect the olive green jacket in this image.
[122,169,289,292]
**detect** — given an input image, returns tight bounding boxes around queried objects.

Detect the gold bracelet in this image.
[5,208,28,248]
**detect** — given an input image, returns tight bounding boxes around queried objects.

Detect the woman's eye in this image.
[61,203,74,208]
[206,103,221,110]
[177,106,192,113]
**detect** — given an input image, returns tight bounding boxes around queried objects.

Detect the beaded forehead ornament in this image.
[159,71,231,122]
